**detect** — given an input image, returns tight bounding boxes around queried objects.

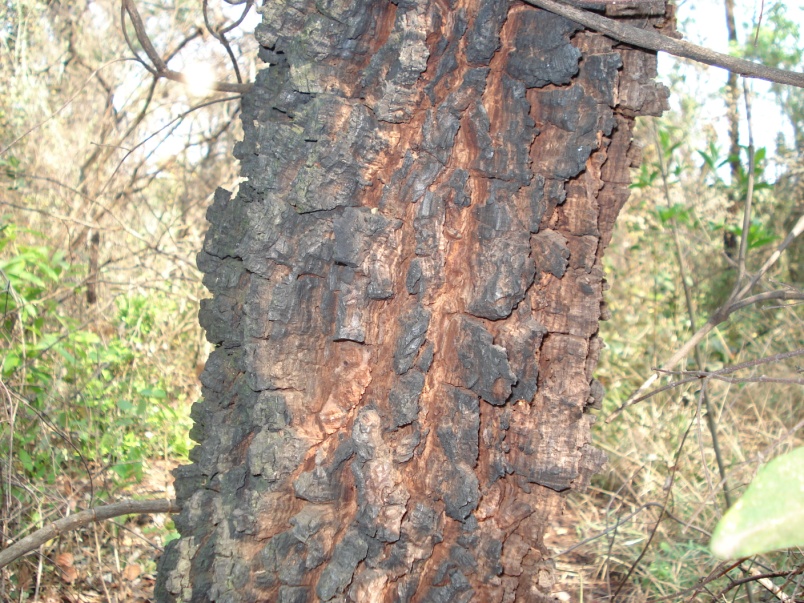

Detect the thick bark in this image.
[156,1,669,601]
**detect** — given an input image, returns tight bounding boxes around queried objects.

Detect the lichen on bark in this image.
[156,0,670,601]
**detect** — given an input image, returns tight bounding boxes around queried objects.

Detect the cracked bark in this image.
[155,1,670,601]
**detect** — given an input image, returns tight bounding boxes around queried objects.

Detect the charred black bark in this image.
[156,1,669,601]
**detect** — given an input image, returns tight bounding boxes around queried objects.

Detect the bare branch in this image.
[610,349,804,418]
[522,0,804,89]
[0,499,181,569]
[609,216,804,422]
[120,0,155,74]
[714,565,804,601]
[555,501,665,557]
[665,348,804,377]
[166,29,205,64]
[219,0,255,35]
[706,374,804,386]
[121,0,252,94]
[611,413,695,600]
[735,82,755,285]
[121,0,167,72]
[203,0,243,83]
[99,94,243,197]
[737,214,804,300]
[728,289,804,313]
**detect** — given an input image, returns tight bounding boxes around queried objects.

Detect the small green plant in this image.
[1,222,193,535]
[643,540,712,592]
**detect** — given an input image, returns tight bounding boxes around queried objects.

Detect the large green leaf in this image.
[710,447,804,559]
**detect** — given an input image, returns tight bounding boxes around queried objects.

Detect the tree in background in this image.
[155,0,669,600]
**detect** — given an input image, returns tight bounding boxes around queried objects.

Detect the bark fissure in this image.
[157,1,670,601]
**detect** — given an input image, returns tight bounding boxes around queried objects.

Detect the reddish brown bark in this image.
[156,1,670,601]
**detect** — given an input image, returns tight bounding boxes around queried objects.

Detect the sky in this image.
[114,0,804,182]
[665,0,804,176]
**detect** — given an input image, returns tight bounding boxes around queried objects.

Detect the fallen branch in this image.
[522,0,804,89]
[0,499,181,570]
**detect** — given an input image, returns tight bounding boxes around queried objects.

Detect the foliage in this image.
[0,0,256,597]
[572,97,804,599]
[711,447,804,559]
[0,219,193,502]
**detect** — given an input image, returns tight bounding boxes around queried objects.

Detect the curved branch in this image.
[0,499,181,569]
[120,1,155,74]
[220,0,255,35]
[728,289,804,313]
[121,0,253,94]
[206,0,255,82]
[121,0,167,72]
[522,0,804,89]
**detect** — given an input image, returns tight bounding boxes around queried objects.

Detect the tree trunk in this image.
[723,0,740,257]
[156,1,669,601]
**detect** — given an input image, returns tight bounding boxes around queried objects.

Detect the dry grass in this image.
[554,114,804,601]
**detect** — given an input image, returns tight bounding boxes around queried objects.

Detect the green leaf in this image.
[139,387,167,399]
[18,448,34,472]
[56,347,77,366]
[753,146,766,164]
[656,203,691,226]
[710,447,804,559]
[163,531,180,545]
[2,351,21,375]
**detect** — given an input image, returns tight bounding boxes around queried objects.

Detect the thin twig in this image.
[693,386,720,512]
[611,412,695,601]
[617,348,804,412]
[99,94,243,197]
[107,519,164,553]
[660,349,804,377]
[653,559,746,601]
[735,81,755,287]
[737,217,804,296]
[714,565,804,601]
[651,121,733,507]
[690,374,803,386]
[93,524,113,603]
[610,216,804,421]
[203,0,253,84]
[556,502,665,557]
[0,60,132,158]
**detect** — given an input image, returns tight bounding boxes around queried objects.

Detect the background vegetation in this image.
[0,0,255,598]
[557,2,804,600]
[0,0,801,601]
